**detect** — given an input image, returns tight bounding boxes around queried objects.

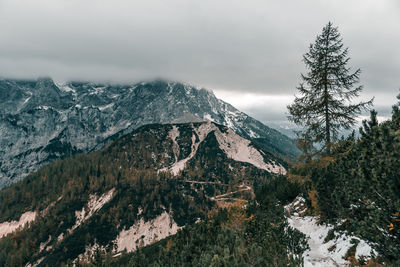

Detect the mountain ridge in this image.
[0,77,299,188]
[0,121,282,266]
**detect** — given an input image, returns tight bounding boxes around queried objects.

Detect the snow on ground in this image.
[203,113,213,121]
[22,96,32,105]
[115,211,180,252]
[161,122,286,175]
[247,129,259,138]
[287,204,376,266]
[69,188,115,233]
[168,125,180,162]
[0,211,37,238]
[161,122,216,175]
[214,127,286,174]
[25,256,44,267]
[56,82,77,95]
[74,242,106,264]
[39,236,52,252]
[98,103,115,111]
[101,125,120,138]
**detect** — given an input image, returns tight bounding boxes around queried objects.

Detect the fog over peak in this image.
[0,0,399,123]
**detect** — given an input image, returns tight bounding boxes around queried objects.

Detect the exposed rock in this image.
[0,78,298,188]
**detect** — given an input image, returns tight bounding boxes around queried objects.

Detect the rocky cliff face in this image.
[0,78,298,188]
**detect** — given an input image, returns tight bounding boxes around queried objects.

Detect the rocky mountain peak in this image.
[0,78,298,188]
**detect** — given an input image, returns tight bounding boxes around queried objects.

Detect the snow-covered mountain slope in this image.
[0,121,281,266]
[0,78,298,188]
[160,121,286,175]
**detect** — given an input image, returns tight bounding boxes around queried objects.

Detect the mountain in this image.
[0,77,299,188]
[0,122,289,266]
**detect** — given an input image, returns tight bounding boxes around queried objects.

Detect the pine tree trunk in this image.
[324,24,331,154]
[325,85,330,154]
[323,59,331,154]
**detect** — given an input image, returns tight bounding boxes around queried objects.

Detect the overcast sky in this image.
[0,0,399,124]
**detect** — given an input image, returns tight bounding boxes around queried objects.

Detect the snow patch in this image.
[39,236,52,252]
[215,128,286,174]
[160,122,216,175]
[89,86,106,95]
[115,211,180,252]
[248,129,260,138]
[355,240,375,259]
[168,125,180,162]
[57,233,64,243]
[22,96,32,105]
[25,257,44,267]
[160,122,286,175]
[0,211,37,238]
[36,105,50,110]
[74,242,106,264]
[101,126,120,138]
[203,113,213,122]
[70,188,115,232]
[56,82,75,93]
[98,103,115,111]
[288,215,376,266]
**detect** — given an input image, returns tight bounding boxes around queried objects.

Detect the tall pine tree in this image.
[288,22,372,155]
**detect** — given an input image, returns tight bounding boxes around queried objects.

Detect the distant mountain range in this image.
[0,78,299,188]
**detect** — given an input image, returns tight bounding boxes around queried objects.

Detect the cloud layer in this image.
[0,0,399,122]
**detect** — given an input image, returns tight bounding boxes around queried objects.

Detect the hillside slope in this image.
[0,122,287,266]
[98,176,309,267]
[0,78,299,188]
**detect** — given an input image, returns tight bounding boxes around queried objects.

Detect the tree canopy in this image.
[288,22,372,155]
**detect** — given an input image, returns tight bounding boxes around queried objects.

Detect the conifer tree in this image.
[288,22,372,154]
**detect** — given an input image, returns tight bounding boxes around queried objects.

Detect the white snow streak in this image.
[22,96,32,105]
[169,125,180,162]
[0,211,37,238]
[161,122,216,175]
[215,127,286,174]
[288,215,376,266]
[115,211,180,252]
[203,113,213,121]
[70,188,115,233]
[160,122,286,175]
[98,103,115,111]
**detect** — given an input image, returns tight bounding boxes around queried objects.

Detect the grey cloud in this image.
[0,0,398,103]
